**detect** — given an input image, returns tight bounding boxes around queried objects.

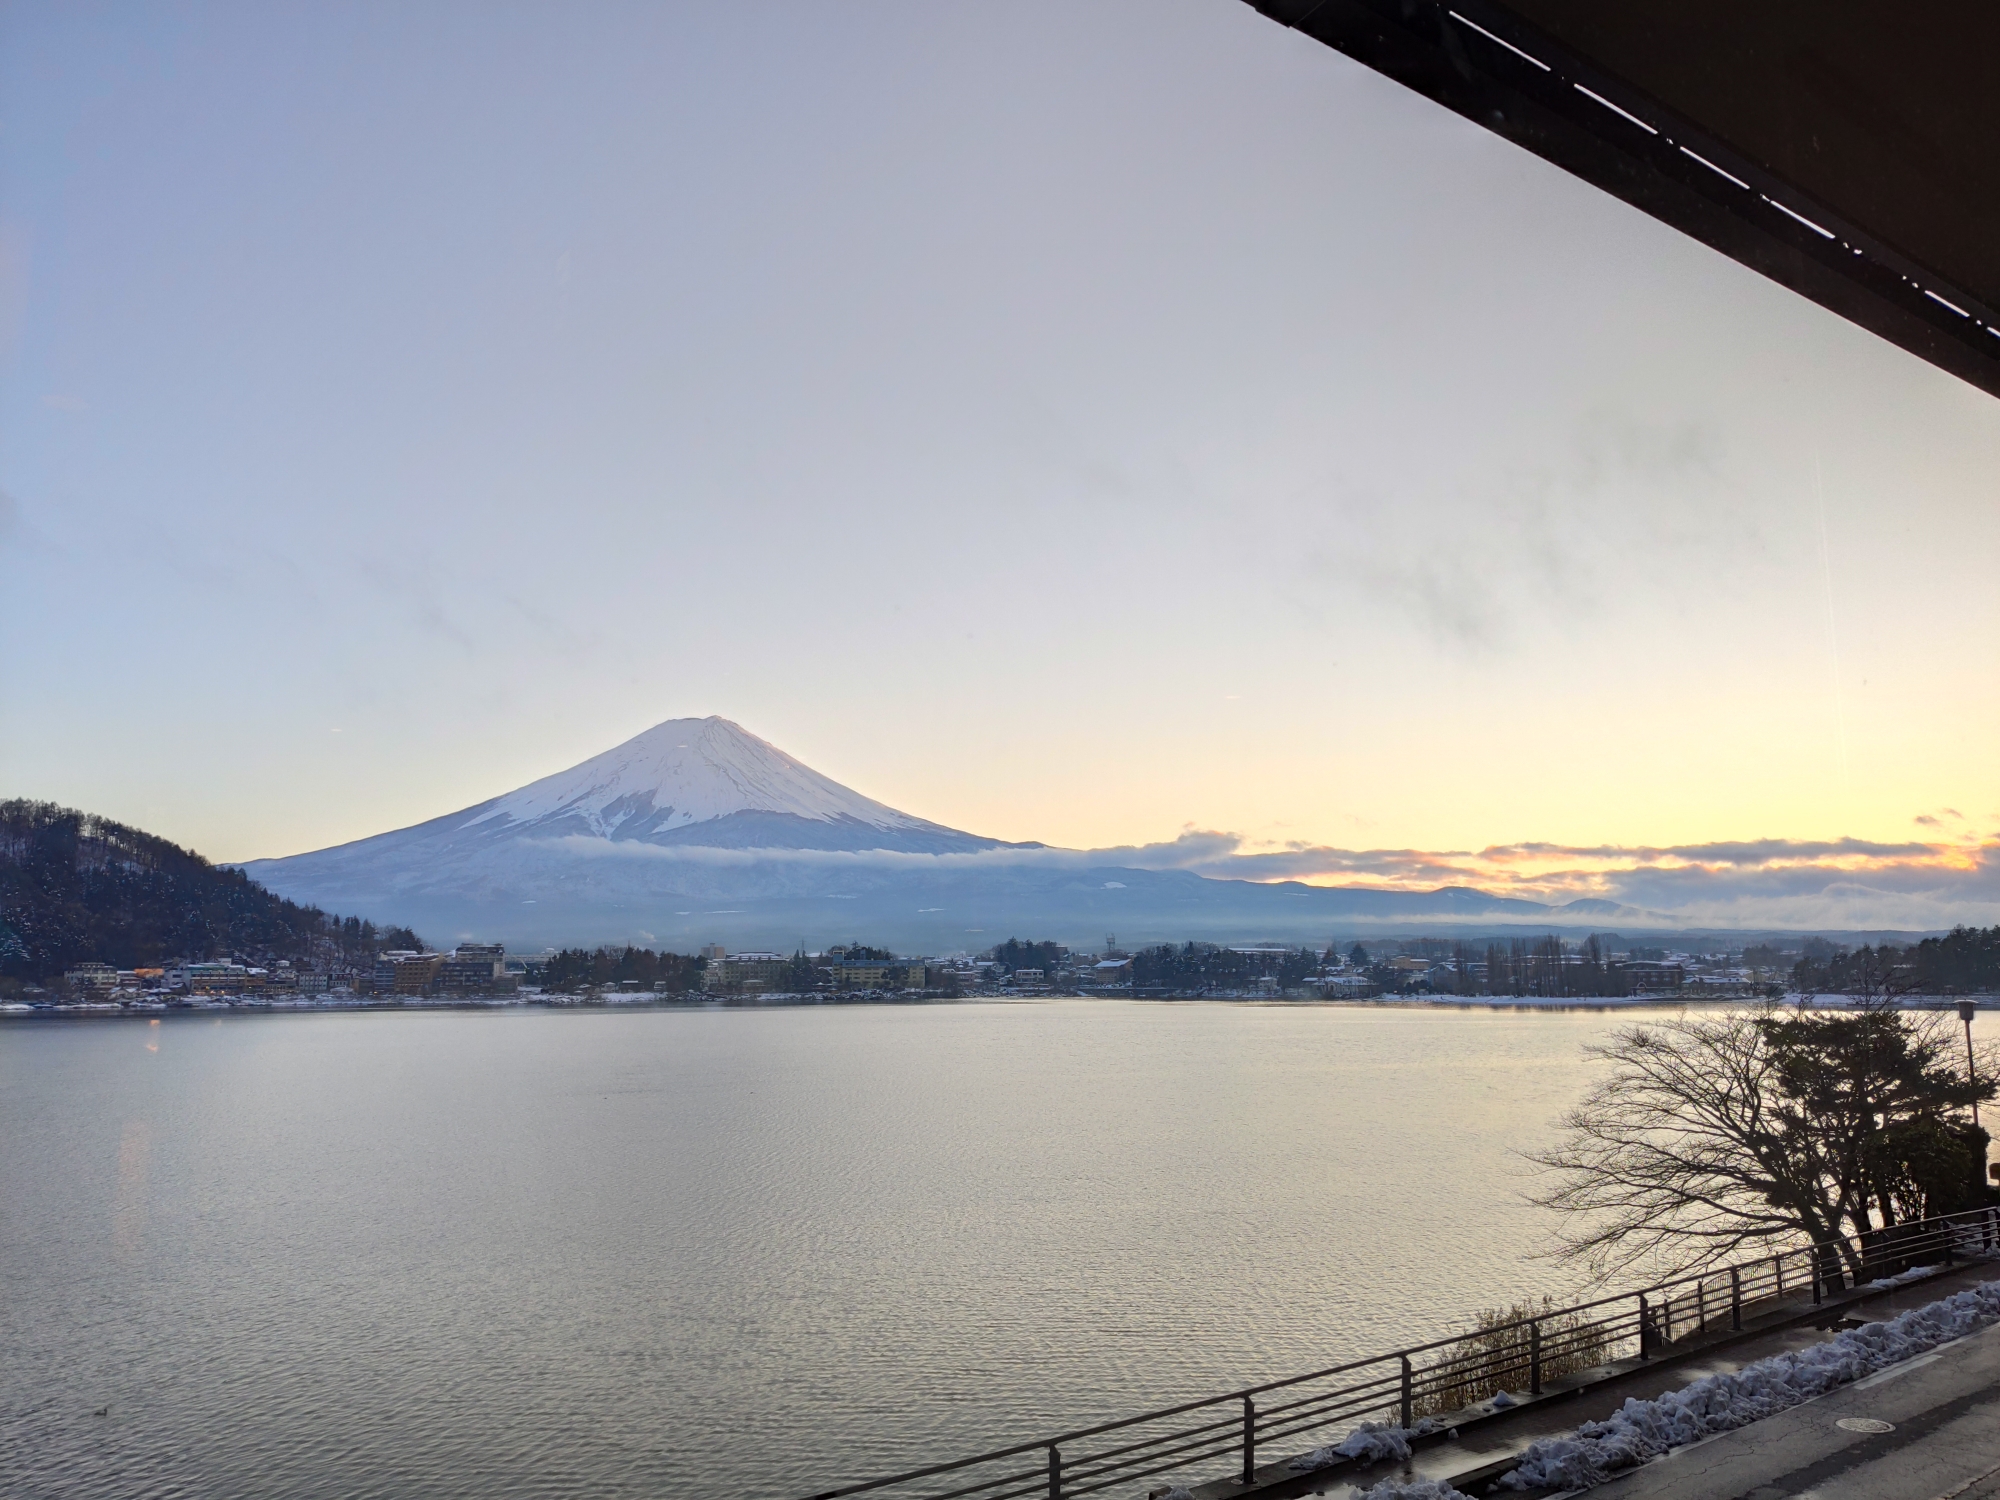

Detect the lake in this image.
[0,1000,1631,1499]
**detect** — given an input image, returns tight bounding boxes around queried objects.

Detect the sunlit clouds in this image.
[1098,829,2000,928]
[531,822,2000,928]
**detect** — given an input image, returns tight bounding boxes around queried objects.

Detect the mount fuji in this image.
[240,716,1650,950]
[396,715,1003,856]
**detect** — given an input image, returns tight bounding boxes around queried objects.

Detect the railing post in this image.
[1241,1395,1256,1485]
[1047,1443,1061,1500]
[1637,1293,1651,1360]
[1812,1255,1823,1305]
[1530,1320,1542,1396]
[1730,1266,1742,1331]
[1696,1282,1706,1335]
[1774,1253,1783,1298]
[1400,1355,1413,1430]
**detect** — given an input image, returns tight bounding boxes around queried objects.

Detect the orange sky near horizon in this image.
[4,1,1998,931]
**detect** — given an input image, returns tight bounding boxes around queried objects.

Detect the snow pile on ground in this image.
[1504,1278,2000,1491]
[1291,1422,1415,1471]
[1290,1415,1464,1474]
[1872,1260,1958,1290]
[1349,1480,1473,1500]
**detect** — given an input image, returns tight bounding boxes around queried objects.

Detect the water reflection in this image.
[3,1002,1622,1500]
[113,1118,149,1258]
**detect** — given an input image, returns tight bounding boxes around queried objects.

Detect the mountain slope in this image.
[467,716,990,846]
[251,719,1004,891]
[0,800,417,981]
[239,716,1654,949]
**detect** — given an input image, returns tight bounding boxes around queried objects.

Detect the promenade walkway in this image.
[1581,1317,2000,1500]
[1197,1261,2000,1500]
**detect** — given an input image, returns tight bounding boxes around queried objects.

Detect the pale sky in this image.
[4,1,1998,922]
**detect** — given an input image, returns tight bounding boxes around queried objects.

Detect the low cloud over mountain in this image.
[1095,830,2000,932]
[240,717,1996,949]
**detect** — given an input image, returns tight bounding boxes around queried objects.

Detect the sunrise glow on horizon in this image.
[4,2,1997,928]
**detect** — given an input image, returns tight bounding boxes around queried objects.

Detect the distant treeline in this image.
[1428,935,1640,998]
[1132,942,1320,992]
[539,946,707,993]
[1793,926,2000,996]
[990,937,1064,974]
[0,800,420,984]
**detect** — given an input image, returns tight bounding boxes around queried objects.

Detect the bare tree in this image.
[1530,1005,1995,1284]
[1529,1009,1844,1282]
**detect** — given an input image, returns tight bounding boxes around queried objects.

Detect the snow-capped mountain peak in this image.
[236,713,1674,951]
[465,716,933,838]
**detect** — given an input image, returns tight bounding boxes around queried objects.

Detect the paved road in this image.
[1584,1319,2000,1500]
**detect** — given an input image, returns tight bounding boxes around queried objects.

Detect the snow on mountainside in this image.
[462,716,958,841]
[239,717,1007,915]
[239,715,1663,949]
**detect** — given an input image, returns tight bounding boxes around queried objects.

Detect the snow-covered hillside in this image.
[238,715,1627,950]
[237,716,1018,944]
[460,716,974,844]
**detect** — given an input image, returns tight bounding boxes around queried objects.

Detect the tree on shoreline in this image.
[989,937,1063,975]
[1130,942,1317,994]
[784,947,818,992]
[1530,1005,1994,1282]
[539,946,704,993]
[1792,925,2000,996]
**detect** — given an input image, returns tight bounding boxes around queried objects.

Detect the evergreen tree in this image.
[785,947,818,992]
[0,799,423,979]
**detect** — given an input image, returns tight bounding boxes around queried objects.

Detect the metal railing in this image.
[800,1207,2000,1500]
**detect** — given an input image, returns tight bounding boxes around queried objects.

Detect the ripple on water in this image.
[0,1001,1622,1500]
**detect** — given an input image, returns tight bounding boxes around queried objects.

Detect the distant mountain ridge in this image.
[239,716,1672,950]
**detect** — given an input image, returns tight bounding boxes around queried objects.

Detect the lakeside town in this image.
[6,932,1883,1014]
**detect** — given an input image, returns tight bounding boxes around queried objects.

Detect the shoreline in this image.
[5,990,1989,1020]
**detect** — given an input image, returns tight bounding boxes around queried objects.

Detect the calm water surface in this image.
[0,1001,1628,1499]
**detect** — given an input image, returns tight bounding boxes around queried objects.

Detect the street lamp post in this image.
[1959,999,1982,1131]
[1958,999,1996,1195]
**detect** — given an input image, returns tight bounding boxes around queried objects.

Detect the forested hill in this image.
[0,800,419,983]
